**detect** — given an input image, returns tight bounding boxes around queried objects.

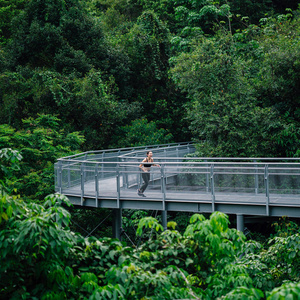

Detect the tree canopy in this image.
[1,0,299,156]
[1,191,300,299]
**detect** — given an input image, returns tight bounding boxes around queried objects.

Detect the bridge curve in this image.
[54,142,300,238]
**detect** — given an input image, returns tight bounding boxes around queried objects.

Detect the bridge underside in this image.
[65,193,300,240]
[67,194,300,218]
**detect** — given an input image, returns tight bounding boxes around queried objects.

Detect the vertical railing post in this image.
[80,163,85,206]
[205,159,209,192]
[211,164,215,212]
[136,153,141,190]
[254,159,258,195]
[95,163,99,208]
[58,160,62,194]
[176,147,180,185]
[101,151,105,179]
[67,159,71,188]
[116,163,120,209]
[122,158,128,189]
[84,153,87,182]
[164,148,167,185]
[161,164,167,229]
[265,164,269,216]
[161,164,166,211]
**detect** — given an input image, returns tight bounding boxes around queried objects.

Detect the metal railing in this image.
[54,143,195,204]
[54,143,300,213]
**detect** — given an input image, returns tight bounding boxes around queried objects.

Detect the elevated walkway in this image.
[54,142,300,238]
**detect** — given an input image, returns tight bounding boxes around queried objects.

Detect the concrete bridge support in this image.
[236,214,244,233]
[112,209,122,240]
[162,210,167,230]
[113,209,169,241]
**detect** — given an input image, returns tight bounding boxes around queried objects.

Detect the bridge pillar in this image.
[236,214,244,233]
[162,210,167,230]
[112,209,122,240]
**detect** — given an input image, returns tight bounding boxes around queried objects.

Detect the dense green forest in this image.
[1,0,300,299]
[1,0,300,200]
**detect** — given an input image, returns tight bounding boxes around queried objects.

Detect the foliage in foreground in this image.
[1,192,300,299]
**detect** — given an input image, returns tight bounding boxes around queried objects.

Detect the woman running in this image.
[138,151,160,196]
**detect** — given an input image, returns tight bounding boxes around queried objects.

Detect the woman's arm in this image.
[139,158,147,170]
[152,159,160,167]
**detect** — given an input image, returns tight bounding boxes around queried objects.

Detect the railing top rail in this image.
[55,141,300,165]
[118,145,194,158]
[56,160,300,167]
[120,156,300,161]
[57,142,194,160]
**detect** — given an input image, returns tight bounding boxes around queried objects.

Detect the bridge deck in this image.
[55,143,300,219]
[62,177,300,218]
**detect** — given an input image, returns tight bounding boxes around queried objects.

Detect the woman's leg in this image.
[140,172,150,193]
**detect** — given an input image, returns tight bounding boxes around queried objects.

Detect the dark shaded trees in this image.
[1,0,300,153]
[170,12,300,157]
[7,0,109,75]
